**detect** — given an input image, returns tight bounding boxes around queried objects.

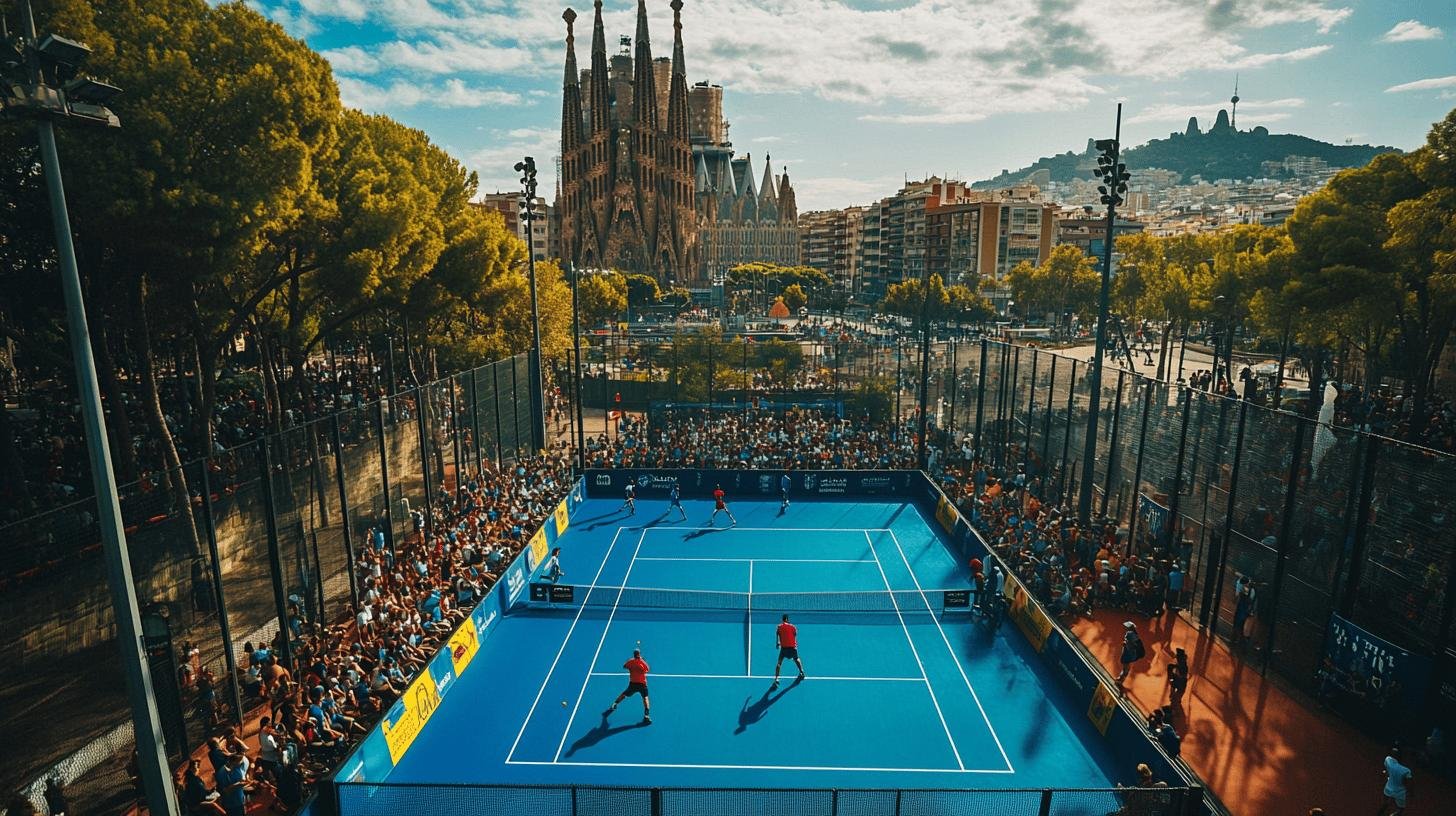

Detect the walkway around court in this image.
[1070,609,1456,815]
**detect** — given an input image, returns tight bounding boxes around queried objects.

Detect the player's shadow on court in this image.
[563,714,650,757]
[681,526,728,541]
[733,677,801,734]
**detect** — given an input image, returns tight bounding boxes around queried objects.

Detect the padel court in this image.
[368,496,1124,803]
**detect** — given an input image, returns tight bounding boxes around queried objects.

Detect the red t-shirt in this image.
[624,657,650,684]
[713,488,726,508]
[777,622,798,649]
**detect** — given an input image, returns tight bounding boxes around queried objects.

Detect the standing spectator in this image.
[181,759,224,816]
[214,752,249,816]
[1167,648,1190,708]
[1233,576,1258,645]
[1378,746,1413,815]
[1118,621,1146,683]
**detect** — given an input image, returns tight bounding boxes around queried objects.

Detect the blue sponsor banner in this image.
[1137,494,1169,540]
[584,469,914,499]
[1321,612,1430,715]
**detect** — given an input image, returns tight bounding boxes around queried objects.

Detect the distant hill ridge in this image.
[973,108,1398,188]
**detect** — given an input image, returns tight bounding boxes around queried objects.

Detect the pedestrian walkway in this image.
[1070,609,1456,815]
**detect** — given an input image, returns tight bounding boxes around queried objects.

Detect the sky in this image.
[246,0,1456,212]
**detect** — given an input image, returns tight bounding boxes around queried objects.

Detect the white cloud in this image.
[1385,75,1456,94]
[466,126,561,195]
[1381,20,1443,43]
[264,0,1352,127]
[1126,97,1306,126]
[336,76,528,110]
[794,175,904,211]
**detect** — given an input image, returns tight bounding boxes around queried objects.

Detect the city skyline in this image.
[248,0,1456,211]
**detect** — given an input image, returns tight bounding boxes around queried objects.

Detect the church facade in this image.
[555,1,799,285]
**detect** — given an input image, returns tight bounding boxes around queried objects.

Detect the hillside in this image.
[974,110,1398,188]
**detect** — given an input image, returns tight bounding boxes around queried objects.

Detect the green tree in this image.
[577,271,627,327]
[847,375,894,422]
[782,283,808,313]
[1008,245,1099,330]
[624,273,662,317]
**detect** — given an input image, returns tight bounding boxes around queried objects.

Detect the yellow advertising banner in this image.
[382,670,442,764]
[1088,681,1118,735]
[446,617,479,678]
[528,527,549,570]
[553,500,570,536]
[934,495,959,534]
[1003,574,1053,652]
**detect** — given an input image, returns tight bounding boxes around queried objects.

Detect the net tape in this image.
[536,584,964,613]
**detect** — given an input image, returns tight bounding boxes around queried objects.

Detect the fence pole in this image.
[492,362,505,466]
[1023,349,1038,469]
[1125,378,1154,554]
[1005,344,1020,465]
[1338,436,1382,616]
[198,462,244,726]
[1262,410,1310,673]
[1041,354,1056,473]
[947,338,959,435]
[1059,359,1077,502]
[449,378,463,486]
[1038,789,1053,816]
[257,439,294,668]
[330,415,360,610]
[1101,369,1126,517]
[415,386,435,538]
[375,399,396,557]
[1203,395,1249,635]
[468,367,482,477]
[974,339,988,460]
[1164,387,1193,551]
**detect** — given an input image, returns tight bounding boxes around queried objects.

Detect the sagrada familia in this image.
[556,1,800,285]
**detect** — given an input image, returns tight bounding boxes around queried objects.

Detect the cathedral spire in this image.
[561,9,583,152]
[666,0,690,140]
[777,166,797,222]
[760,154,777,204]
[632,0,658,127]
[588,0,610,135]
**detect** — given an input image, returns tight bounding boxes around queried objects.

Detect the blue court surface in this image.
[386,498,1122,794]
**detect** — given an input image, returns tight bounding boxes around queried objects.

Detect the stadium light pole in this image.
[1078,103,1128,525]
[516,157,547,451]
[2,3,178,813]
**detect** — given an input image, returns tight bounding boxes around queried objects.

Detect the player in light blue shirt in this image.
[780,473,792,510]
[668,482,686,521]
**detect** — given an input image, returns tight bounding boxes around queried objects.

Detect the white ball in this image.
[561,700,568,707]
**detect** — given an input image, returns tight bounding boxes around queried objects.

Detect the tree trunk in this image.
[1155,317,1174,381]
[91,315,140,483]
[1273,323,1291,410]
[0,400,34,512]
[133,272,201,553]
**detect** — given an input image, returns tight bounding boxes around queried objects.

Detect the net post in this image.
[650,787,663,816]
[894,789,902,816]
[831,788,839,816]
[571,786,579,816]
[1038,788,1053,816]
[1183,785,1203,816]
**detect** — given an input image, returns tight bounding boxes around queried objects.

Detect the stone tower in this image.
[556,1,696,283]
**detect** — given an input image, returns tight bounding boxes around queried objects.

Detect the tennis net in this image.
[526,583,973,613]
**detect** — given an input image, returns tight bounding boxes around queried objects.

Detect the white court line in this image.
[589,671,924,682]
[506,527,627,763]
[642,526,891,532]
[863,531,964,771]
[886,529,1015,774]
[553,530,647,762]
[634,557,868,563]
[746,559,753,676]
[506,759,1013,774]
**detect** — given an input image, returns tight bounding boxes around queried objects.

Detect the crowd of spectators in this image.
[172,443,574,815]
[581,408,922,470]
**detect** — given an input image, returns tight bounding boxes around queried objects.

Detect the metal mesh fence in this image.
[0,352,533,814]
[334,784,1192,816]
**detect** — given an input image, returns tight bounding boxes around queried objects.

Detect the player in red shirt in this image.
[709,484,737,527]
[607,649,651,723]
[771,614,806,689]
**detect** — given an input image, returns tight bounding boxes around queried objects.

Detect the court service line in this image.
[862,530,965,771]
[634,557,868,563]
[506,759,1014,774]
[588,671,924,682]
[505,526,627,763]
[886,529,1015,774]
[553,529,647,762]
[645,526,891,532]
[746,559,753,676]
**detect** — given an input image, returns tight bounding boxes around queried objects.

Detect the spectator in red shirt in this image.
[607,649,652,723]
[772,614,806,689]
